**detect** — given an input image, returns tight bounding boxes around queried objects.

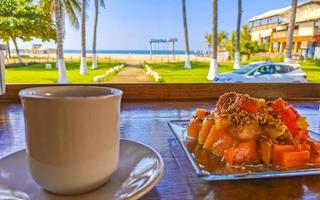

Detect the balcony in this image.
[272,30,300,39]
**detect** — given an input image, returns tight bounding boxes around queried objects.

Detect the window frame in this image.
[1,83,320,101]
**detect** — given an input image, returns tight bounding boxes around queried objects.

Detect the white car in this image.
[214,61,308,83]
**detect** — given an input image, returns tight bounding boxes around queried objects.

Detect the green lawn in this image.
[5,62,122,83]
[148,61,320,83]
[5,60,320,83]
[147,62,234,83]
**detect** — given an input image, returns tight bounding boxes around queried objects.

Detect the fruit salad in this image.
[187,92,320,167]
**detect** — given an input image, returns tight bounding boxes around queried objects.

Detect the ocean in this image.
[64,50,198,55]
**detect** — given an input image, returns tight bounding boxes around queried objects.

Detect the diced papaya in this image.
[211,132,236,157]
[239,100,259,113]
[296,143,311,151]
[295,130,309,141]
[195,109,210,119]
[271,144,298,163]
[271,144,311,165]
[224,148,237,165]
[203,126,224,150]
[214,116,233,131]
[187,118,202,139]
[282,105,298,122]
[273,150,310,167]
[198,118,215,144]
[310,155,320,163]
[307,139,320,155]
[271,98,288,112]
[258,140,272,165]
[296,117,309,129]
[224,140,259,165]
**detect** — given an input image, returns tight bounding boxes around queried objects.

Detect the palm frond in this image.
[62,0,81,29]
[100,0,106,8]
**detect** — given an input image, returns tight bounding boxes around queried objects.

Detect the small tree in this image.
[225,25,268,59]
[205,31,228,51]
[0,0,55,63]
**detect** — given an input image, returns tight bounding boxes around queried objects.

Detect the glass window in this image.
[1,0,319,85]
[256,65,275,75]
[274,65,289,74]
[234,63,259,74]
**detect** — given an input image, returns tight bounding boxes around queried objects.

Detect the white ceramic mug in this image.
[19,86,123,195]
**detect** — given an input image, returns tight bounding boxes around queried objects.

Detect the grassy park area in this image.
[5,61,122,83]
[148,60,320,83]
[4,59,320,83]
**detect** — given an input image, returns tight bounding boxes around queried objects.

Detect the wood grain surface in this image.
[0,100,319,199]
[1,83,320,101]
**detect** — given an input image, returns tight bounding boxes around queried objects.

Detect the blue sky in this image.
[17,0,304,51]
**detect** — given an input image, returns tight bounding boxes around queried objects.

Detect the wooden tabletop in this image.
[0,100,320,199]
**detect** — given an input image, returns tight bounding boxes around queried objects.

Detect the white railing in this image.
[93,64,125,82]
[143,64,161,82]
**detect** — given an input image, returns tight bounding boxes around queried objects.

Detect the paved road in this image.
[108,64,154,83]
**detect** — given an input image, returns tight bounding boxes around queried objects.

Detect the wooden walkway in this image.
[108,64,154,83]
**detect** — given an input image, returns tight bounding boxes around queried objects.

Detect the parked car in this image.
[214,61,308,83]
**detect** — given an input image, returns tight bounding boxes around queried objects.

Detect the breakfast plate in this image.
[169,120,320,181]
[0,139,164,200]
[168,92,320,181]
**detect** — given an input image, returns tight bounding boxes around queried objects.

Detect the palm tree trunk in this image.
[284,0,298,63]
[92,0,99,69]
[0,49,5,94]
[54,0,68,83]
[182,0,191,69]
[6,41,11,58]
[233,0,242,69]
[207,0,218,80]
[12,38,22,64]
[80,0,88,74]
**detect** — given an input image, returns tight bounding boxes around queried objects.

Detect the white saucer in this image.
[0,139,164,200]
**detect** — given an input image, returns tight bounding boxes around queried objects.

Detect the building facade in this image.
[249,0,320,58]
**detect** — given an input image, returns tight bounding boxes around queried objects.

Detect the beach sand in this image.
[63,53,211,64]
[4,52,218,65]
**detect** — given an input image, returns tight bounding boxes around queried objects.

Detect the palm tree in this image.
[233,0,242,69]
[80,0,88,74]
[0,48,5,95]
[204,33,212,50]
[205,31,227,53]
[12,38,22,64]
[6,41,11,58]
[207,0,218,80]
[40,0,81,83]
[182,0,191,69]
[92,0,106,69]
[284,0,298,63]
[218,31,228,50]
